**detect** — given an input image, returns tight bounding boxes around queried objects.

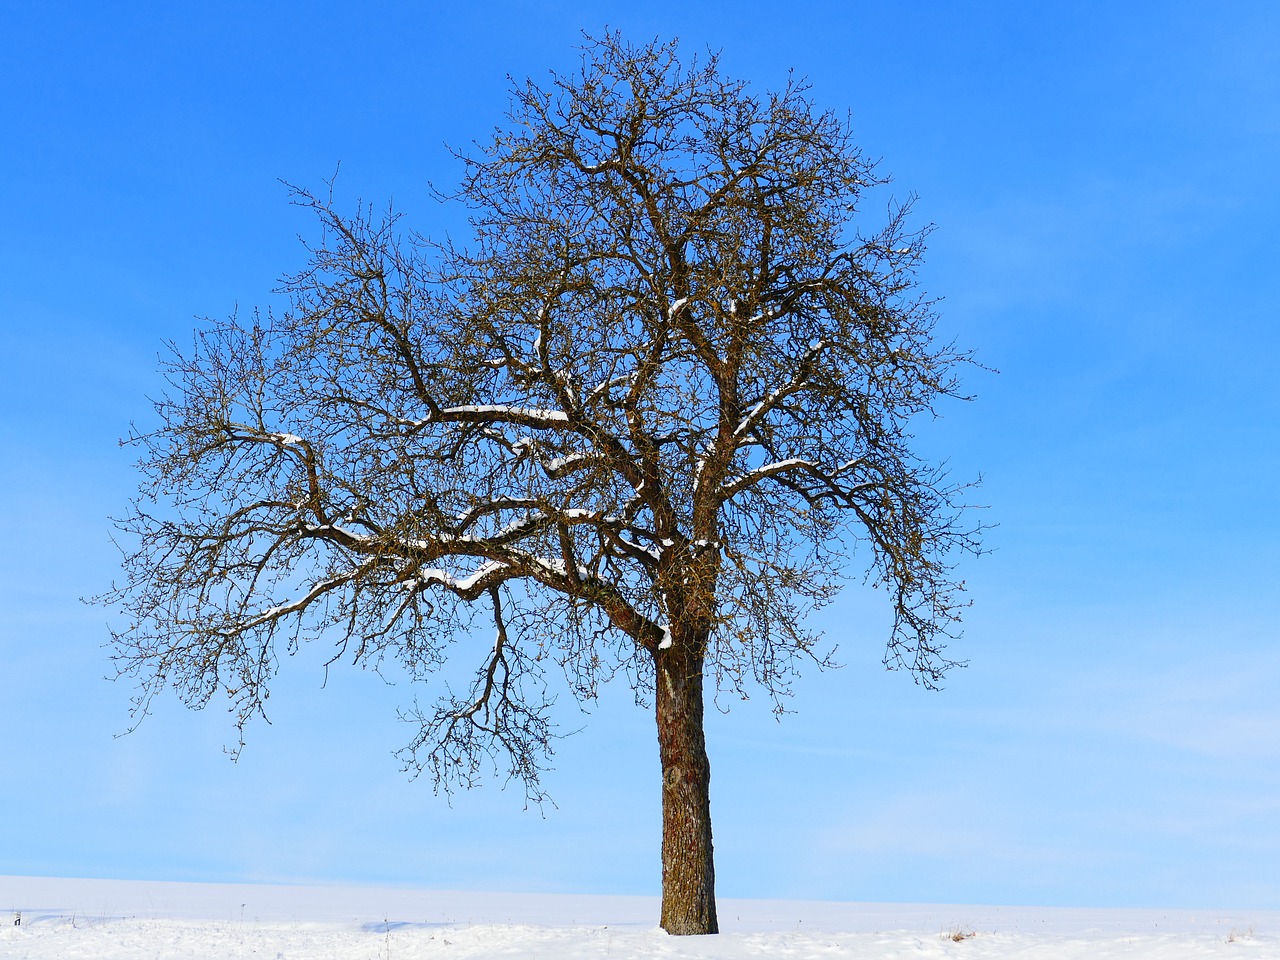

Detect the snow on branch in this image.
[719,456,870,501]
[729,340,833,441]
[435,403,570,426]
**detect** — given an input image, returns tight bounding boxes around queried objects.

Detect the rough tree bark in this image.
[656,635,718,935]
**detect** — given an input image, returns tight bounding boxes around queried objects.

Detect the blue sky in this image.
[2,0,1278,909]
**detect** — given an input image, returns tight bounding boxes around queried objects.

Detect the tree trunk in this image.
[655,640,719,935]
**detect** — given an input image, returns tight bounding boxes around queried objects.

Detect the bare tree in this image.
[103,34,980,936]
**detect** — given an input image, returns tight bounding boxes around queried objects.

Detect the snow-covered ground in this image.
[1,875,1276,959]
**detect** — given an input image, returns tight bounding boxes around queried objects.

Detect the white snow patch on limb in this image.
[250,574,352,625]
[834,457,865,475]
[453,562,506,591]
[585,370,637,404]
[528,556,590,580]
[448,498,541,533]
[721,457,877,500]
[578,154,618,174]
[270,432,304,445]
[301,523,374,544]
[559,507,621,523]
[493,515,540,539]
[731,340,832,439]
[658,624,673,649]
[616,532,662,562]
[438,404,570,424]
[747,457,814,474]
[423,513,543,548]
[411,561,506,593]
[721,457,817,496]
[541,452,591,477]
[732,396,774,438]
[667,297,689,319]
[555,507,629,528]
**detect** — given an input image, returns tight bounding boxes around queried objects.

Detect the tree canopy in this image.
[104,33,981,935]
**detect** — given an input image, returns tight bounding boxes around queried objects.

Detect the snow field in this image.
[1,876,1276,959]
